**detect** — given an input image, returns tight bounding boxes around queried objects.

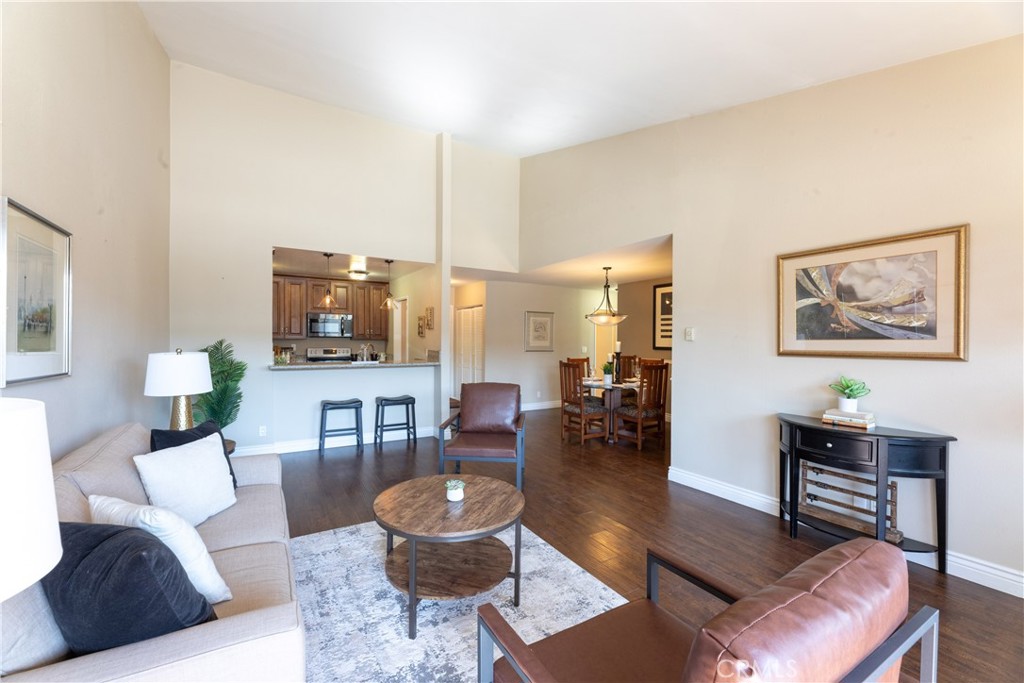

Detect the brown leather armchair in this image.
[478,537,939,682]
[439,383,526,490]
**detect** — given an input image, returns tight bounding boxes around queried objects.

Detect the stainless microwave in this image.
[307,313,353,338]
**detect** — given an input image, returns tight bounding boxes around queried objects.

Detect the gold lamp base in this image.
[169,395,195,431]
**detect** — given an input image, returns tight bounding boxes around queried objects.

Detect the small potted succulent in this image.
[829,375,870,412]
[445,479,465,502]
[602,361,614,386]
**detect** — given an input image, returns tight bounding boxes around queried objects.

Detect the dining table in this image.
[581,377,640,443]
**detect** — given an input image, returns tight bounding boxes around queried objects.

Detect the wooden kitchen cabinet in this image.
[273,276,307,338]
[307,279,351,313]
[352,282,389,340]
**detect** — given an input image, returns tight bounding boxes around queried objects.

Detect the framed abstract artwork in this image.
[777,225,967,360]
[2,198,73,386]
[524,311,554,352]
[653,283,672,349]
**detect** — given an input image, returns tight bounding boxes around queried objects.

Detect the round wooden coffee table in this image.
[372,474,525,639]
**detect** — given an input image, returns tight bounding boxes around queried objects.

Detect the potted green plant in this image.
[602,361,614,386]
[194,339,248,430]
[445,479,465,502]
[829,375,870,412]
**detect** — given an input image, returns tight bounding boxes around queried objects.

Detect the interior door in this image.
[454,306,484,395]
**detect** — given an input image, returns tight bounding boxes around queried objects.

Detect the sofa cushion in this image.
[52,423,152,507]
[41,522,216,656]
[211,542,296,619]
[0,583,69,675]
[89,495,232,604]
[197,484,290,553]
[133,433,236,526]
[151,420,237,488]
[682,538,908,683]
[458,383,521,433]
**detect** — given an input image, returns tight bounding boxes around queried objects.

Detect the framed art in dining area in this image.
[524,311,554,352]
[777,224,967,360]
[653,283,672,349]
[1,198,73,387]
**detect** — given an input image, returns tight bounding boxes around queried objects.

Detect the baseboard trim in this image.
[233,427,435,457]
[523,400,562,411]
[667,466,1024,598]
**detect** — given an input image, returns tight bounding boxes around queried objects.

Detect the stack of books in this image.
[821,408,876,430]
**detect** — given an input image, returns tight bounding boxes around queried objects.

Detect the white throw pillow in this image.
[132,432,236,526]
[89,494,233,604]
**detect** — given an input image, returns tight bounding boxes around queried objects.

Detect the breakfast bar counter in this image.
[266,361,439,452]
[269,360,440,371]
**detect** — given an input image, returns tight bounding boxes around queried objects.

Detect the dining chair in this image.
[559,361,608,445]
[566,357,602,405]
[614,362,669,450]
[619,354,639,379]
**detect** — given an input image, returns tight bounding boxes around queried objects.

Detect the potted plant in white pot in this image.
[445,479,465,502]
[829,375,870,412]
[602,361,614,386]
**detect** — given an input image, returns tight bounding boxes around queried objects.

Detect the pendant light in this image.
[380,259,396,310]
[319,253,338,308]
[585,266,627,326]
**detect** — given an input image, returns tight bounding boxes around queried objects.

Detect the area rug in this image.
[290,521,626,682]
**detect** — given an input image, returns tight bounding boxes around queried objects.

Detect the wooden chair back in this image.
[559,361,585,405]
[566,357,591,377]
[638,363,669,411]
[619,355,639,379]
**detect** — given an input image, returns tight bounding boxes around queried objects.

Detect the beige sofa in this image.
[1,423,305,682]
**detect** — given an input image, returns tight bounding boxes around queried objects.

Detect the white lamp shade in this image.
[0,399,62,602]
[144,351,213,397]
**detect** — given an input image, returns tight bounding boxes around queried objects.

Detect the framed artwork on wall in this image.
[1,198,73,387]
[777,225,967,360]
[653,283,672,350]
[524,311,554,352]
[417,315,426,337]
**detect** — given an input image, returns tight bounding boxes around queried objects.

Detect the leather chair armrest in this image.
[477,604,556,683]
[647,547,750,605]
[514,413,526,432]
[439,410,461,432]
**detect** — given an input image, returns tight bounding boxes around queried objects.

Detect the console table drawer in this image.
[796,429,874,466]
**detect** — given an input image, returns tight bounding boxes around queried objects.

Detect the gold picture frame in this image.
[777,225,967,360]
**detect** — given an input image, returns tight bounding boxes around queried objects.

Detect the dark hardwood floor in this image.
[281,408,1023,682]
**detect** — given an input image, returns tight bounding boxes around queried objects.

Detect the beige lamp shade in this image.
[145,350,213,430]
[0,398,63,602]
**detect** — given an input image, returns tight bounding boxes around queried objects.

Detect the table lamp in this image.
[144,348,213,430]
[0,398,63,602]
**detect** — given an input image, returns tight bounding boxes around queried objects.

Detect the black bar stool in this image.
[319,398,363,457]
[374,395,416,447]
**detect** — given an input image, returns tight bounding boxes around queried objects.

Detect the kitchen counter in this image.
[269,360,439,370]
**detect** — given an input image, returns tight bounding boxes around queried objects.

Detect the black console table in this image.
[778,413,955,573]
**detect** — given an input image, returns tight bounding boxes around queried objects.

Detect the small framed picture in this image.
[524,311,554,352]
[417,315,426,337]
[425,306,435,330]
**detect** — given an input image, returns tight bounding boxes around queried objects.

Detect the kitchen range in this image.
[306,346,382,363]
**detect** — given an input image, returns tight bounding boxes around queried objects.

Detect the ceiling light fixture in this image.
[319,253,338,308]
[380,259,396,310]
[585,266,627,326]
[347,269,369,281]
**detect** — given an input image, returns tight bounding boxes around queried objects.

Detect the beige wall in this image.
[392,266,442,360]
[169,63,438,448]
[1,2,170,456]
[452,141,519,273]
[483,281,596,406]
[520,37,1024,586]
